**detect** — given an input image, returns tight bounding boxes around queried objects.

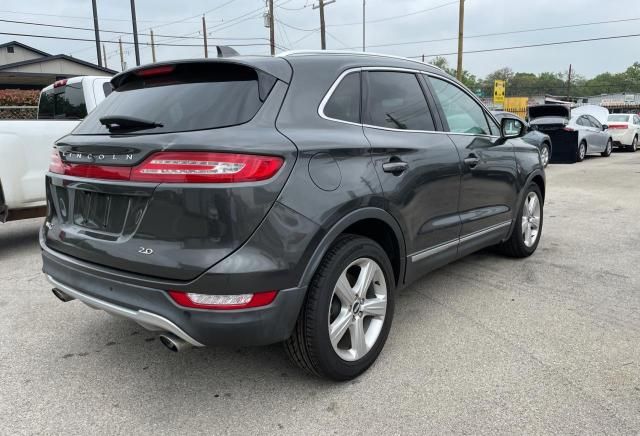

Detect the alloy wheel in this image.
[632,137,638,152]
[328,257,387,362]
[579,143,586,160]
[521,192,541,248]
[540,145,550,166]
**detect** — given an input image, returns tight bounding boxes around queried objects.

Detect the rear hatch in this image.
[43,59,296,281]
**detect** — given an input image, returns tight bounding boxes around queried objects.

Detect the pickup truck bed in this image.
[1,76,111,222]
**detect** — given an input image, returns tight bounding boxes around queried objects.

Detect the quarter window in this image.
[323,72,361,123]
[428,77,491,135]
[364,71,435,131]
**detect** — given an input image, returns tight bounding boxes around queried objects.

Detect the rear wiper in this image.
[99,115,163,131]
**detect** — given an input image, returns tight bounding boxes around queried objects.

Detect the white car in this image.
[0,76,111,222]
[607,114,640,152]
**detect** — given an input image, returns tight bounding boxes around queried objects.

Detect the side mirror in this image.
[501,117,525,139]
[602,124,608,131]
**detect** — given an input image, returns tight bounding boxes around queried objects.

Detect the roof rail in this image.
[277,50,444,72]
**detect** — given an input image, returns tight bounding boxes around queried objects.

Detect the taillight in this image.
[563,127,575,132]
[130,152,283,183]
[168,290,278,310]
[48,150,283,183]
[49,148,65,173]
[53,79,68,88]
[608,124,628,129]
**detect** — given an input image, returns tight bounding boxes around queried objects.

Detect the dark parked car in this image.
[42,51,545,380]
[492,110,552,167]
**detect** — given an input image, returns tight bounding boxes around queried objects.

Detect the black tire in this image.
[496,183,543,258]
[601,139,612,157]
[284,234,395,381]
[628,136,638,152]
[577,141,587,162]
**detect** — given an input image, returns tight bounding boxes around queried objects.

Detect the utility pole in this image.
[312,0,335,50]
[130,0,141,66]
[362,0,365,51]
[102,43,107,68]
[91,0,102,67]
[268,0,275,55]
[119,37,125,71]
[456,0,464,81]
[150,29,156,62]
[567,64,572,99]
[202,16,209,58]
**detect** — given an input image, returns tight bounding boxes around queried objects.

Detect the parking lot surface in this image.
[2,152,639,435]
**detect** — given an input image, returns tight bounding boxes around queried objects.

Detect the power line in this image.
[0,30,279,48]
[275,18,317,32]
[342,16,640,50]
[411,33,640,58]
[0,17,272,42]
[327,0,459,27]
[0,9,199,24]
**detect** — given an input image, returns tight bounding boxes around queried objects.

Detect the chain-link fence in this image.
[0,106,38,120]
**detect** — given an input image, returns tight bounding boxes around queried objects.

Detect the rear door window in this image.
[363,71,435,131]
[38,82,88,120]
[323,72,361,123]
[75,63,275,135]
[428,76,491,135]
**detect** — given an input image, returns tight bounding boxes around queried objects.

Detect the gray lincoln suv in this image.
[42,51,545,380]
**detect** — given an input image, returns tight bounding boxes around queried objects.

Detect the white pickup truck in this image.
[0,75,111,222]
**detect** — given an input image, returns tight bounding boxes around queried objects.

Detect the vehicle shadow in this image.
[51,247,508,400]
[0,218,42,260]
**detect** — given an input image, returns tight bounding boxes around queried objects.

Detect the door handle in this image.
[382,161,409,174]
[463,155,479,169]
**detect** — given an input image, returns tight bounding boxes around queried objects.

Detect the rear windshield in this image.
[75,63,275,135]
[38,82,87,120]
[608,115,630,122]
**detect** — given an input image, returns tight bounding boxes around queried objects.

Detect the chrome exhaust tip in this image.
[52,288,75,302]
[159,333,192,353]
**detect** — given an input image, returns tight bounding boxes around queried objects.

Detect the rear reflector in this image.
[168,290,278,310]
[608,124,628,129]
[49,149,283,183]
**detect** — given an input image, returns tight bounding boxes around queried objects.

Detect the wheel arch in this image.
[298,207,406,290]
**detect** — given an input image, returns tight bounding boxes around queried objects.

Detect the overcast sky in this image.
[2,0,639,78]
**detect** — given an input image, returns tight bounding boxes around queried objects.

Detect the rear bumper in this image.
[42,242,307,347]
[610,130,634,145]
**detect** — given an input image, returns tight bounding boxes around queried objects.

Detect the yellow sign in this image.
[493,80,506,105]
[503,97,529,120]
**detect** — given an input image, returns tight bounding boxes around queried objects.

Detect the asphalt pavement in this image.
[1,151,639,435]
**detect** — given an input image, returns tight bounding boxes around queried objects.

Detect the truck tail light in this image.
[49,150,283,183]
[168,290,278,310]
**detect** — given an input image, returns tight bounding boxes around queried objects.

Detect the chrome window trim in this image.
[318,66,500,139]
[409,220,512,262]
